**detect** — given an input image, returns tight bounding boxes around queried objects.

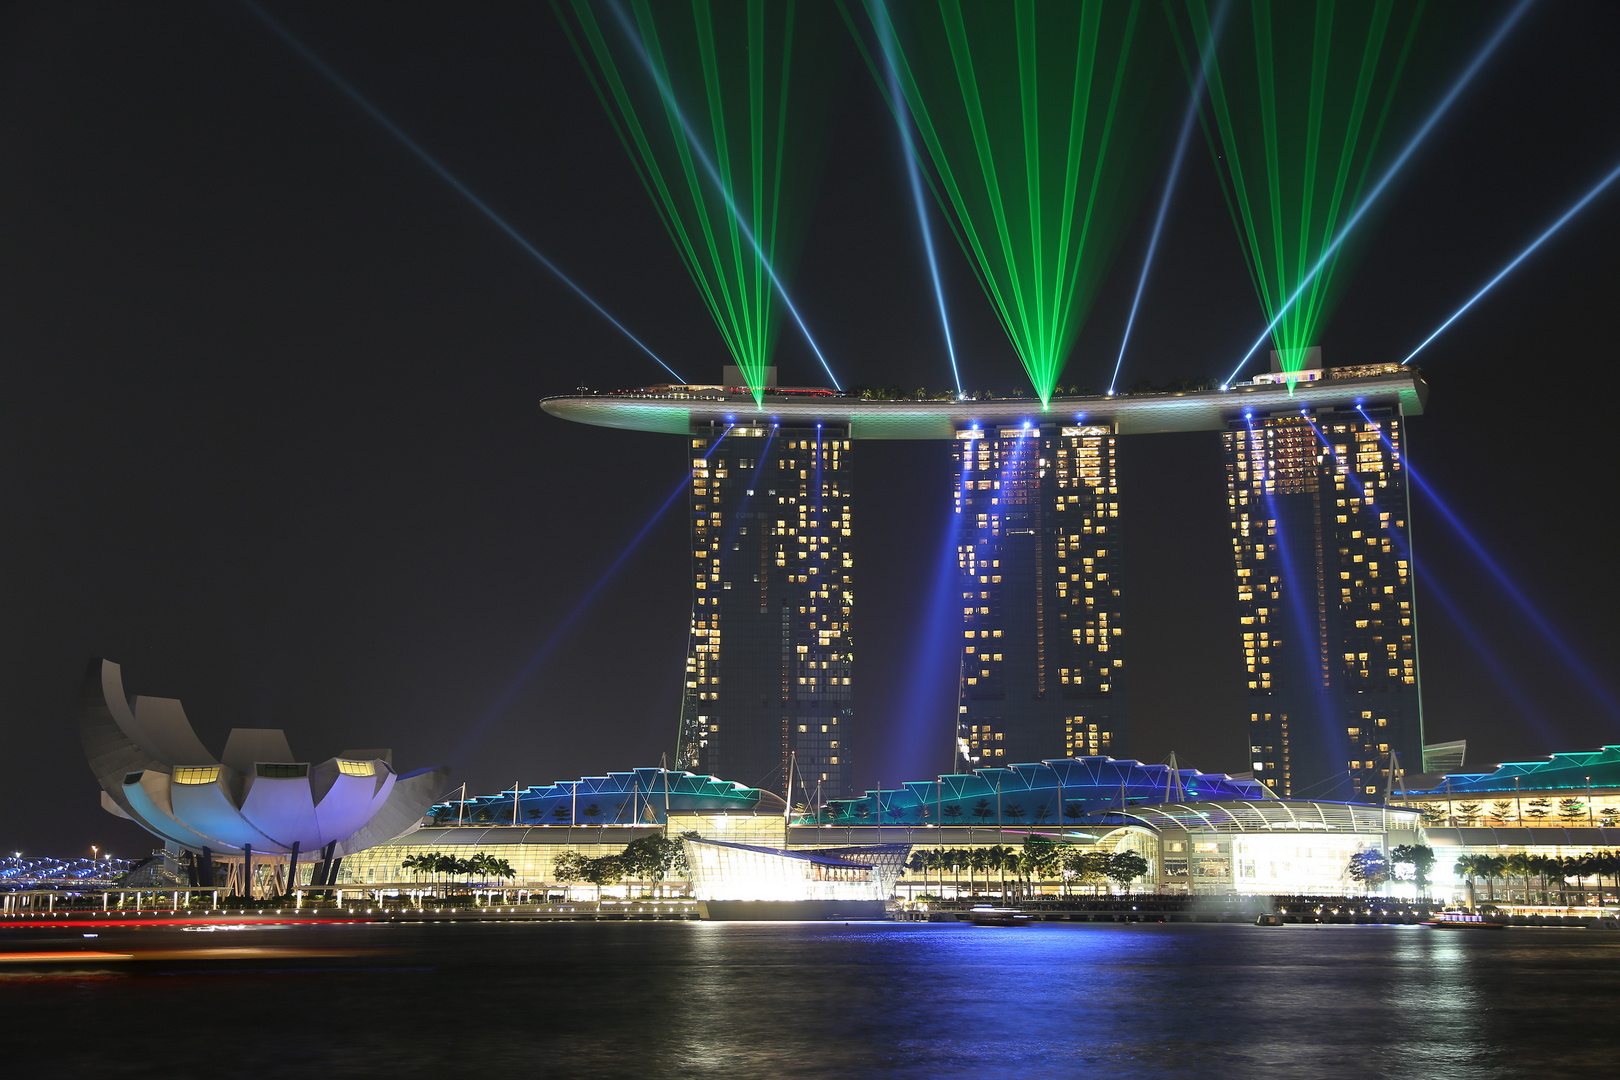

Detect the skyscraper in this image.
[677,420,854,798]
[1222,393,1422,798]
[544,363,1424,799]
[953,420,1125,769]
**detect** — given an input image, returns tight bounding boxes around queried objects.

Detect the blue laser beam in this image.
[1304,416,1561,745]
[1110,0,1229,396]
[1221,0,1539,388]
[604,0,841,391]
[242,1,684,383]
[888,493,963,782]
[1357,406,1620,723]
[719,424,778,554]
[1402,157,1620,365]
[1244,415,1347,792]
[450,427,732,763]
[872,0,961,398]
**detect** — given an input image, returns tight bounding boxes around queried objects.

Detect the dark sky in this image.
[3,1,1618,856]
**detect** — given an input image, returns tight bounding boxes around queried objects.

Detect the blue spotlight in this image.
[1357,406,1620,721]
[1110,0,1229,395]
[1402,157,1620,364]
[1221,0,1539,386]
[450,427,732,762]
[1244,415,1345,783]
[243,1,684,383]
[1306,418,1561,743]
[720,426,778,552]
[603,0,841,391]
[872,0,962,398]
[888,492,965,780]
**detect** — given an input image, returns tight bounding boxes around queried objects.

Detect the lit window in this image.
[172,765,221,785]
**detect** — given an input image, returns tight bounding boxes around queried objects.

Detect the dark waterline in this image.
[3,920,1616,1078]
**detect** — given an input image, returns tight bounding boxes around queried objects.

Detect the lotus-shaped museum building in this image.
[81,659,450,879]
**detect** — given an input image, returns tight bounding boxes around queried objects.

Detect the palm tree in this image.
[1501,853,1525,904]
[1479,854,1504,903]
[1597,850,1620,909]
[943,803,963,823]
[966,848,989,898]
[1453,855,1480,910]
[983,845,1014,900]
[1564,854,1592,908]
[906,850,931,898]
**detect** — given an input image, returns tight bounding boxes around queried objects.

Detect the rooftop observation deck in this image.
[540,364,1426,439]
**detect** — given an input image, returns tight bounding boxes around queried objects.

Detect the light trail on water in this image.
[243,1,684,383]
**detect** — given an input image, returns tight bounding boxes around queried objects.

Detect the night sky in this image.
[4,1,1618,856]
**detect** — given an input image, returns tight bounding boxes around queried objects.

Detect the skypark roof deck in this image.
[541,366,1426,439]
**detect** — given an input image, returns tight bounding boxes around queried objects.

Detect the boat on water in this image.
[959,906,1031,927]
[1421,911,1506,930]
[1254,913,1284,926]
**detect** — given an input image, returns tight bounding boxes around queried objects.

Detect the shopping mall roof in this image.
[1118,800,1421,834]
[434,767,786,827]
[540,368,1426,439]
[805,757,1272,826]
[1405,746,1620,795]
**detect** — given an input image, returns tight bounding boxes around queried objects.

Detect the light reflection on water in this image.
[2,920,1615,1078]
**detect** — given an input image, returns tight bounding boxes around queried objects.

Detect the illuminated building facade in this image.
[677,421,853,797]
[1223,401,1421,798]
[953,422,1124,768]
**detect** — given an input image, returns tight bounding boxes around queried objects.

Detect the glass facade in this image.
[1222,404,1421,798]
[684,838,889,902]
[678,422,854,797]
[953,422,1124,768]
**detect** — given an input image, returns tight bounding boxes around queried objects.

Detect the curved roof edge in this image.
[435,767,787,825]
[540,370,1426,440]
[1405,745,1620,795]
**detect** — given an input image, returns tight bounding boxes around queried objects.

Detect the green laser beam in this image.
[868,0,1159,406]
[1175,0,1425,384]
[558,0,826,406]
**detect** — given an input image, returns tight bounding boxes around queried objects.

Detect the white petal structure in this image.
[81,659,450,859]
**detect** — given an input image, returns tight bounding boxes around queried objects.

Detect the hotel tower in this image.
[676,399,854,799]
[1221,380,1423,798]
[953,420,1126,769]
[542,360,1425,800]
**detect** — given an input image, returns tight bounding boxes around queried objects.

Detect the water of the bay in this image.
[3,919,1615,1078]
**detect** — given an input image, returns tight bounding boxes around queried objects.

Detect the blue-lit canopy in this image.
[434,768,783,826]
[805,757,1270,826]
[1407,746,1620,795]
